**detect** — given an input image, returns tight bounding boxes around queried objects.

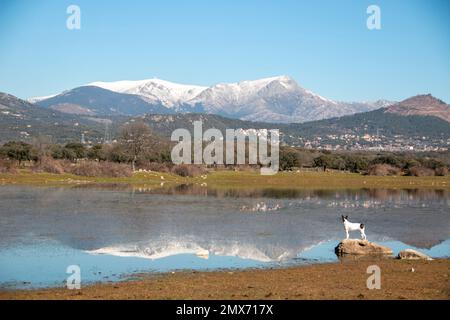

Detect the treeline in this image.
[1,122,449,177]
[0,122,176,177]
[279,147,449,176]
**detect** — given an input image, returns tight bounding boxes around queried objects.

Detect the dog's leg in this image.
[361,229,367,240]
[345,229,349,239]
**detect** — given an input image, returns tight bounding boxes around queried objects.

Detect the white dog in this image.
[341,215,367,240]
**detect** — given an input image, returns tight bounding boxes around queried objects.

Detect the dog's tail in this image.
[360,223,365,230]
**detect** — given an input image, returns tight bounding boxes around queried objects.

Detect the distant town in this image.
[286,132,449,152]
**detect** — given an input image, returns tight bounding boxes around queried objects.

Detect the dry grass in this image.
[171,164,207,177]
[69,161,133,178]
[0,159,17,174]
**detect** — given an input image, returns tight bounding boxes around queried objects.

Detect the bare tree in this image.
[120,122,152,171]
[32,135,53,165]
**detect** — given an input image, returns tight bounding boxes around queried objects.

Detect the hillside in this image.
[284,95,450,150]
[385,94,450,122]
[2,92,449,151]
[36,86,173,116]
[0,92,111,144]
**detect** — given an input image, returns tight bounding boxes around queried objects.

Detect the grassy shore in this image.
[193,170,450,190]
[1,169,449,190]
[1,259,449,300]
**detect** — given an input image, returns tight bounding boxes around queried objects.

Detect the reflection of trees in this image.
[69,184,449,201]
[149,186,448,202]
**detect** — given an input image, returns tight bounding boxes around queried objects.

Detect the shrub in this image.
[171,164,207,177]
[435,166,449,176]
[100,162,133,177]
[0,159,18,174]
[69,161,132,177]
[367,164,401,176]
[407,166,435,177]
[33,157,65,174]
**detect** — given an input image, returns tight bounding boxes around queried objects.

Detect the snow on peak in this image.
[27,93,59,104]
[28,75,374,123]
[87,78,208,107]
[213,75,295,92]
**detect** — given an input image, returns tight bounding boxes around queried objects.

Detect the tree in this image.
[32,135,52,165]
[64,142,86,159]
[313,154,335,171]
[105,144,131,163]
[343,155,369,173]
[50,144,64,159]
[279,148,299,171]
[87,144,106,161]
[315,154,346,171]
[120,122,152,171]
[1,141,37,164]
[371,155,403,168]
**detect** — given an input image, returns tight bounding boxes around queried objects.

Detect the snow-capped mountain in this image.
[184,76,349,122]
[31,76,392,123]
[88,78,207,108]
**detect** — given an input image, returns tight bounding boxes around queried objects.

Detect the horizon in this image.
[0,0,449,102]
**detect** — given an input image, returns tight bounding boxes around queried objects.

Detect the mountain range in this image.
[129,95,449,149]
[283,94,450,149]
[2,79,449,150]
[30,76,392,123]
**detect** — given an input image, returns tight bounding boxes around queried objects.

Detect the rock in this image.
[335,239,393,256]
[397,249,432,260]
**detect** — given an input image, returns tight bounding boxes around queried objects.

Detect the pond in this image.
[0,185,449,289]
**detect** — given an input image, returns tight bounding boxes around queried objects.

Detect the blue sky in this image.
[0,0,449,102]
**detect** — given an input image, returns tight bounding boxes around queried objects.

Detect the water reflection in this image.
[73,183,449,201]
[0,185,449,288]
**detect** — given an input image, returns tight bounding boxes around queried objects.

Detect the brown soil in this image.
[1,259,449,300]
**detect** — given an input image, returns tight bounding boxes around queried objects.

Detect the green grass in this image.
[0,170,189,188]
[1,169,449,190]
[194,170,450,190]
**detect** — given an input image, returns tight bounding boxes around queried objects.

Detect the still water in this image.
[0,185,449,288]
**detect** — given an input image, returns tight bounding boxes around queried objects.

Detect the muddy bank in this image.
[1,259,449,300]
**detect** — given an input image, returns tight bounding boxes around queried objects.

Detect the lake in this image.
[0,185,449,289]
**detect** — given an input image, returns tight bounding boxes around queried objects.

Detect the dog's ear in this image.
[345,215,348,220]
[341,215,345,222]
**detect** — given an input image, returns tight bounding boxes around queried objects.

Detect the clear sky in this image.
[0,0,449,102]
